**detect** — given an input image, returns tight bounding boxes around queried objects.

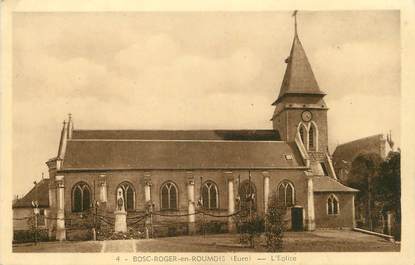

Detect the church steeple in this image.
[271,12,329,153]
[272,12,325,106]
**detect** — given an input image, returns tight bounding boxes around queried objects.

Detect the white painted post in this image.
[145,181,151,202]
[47,181,55,239]
[144,177,152,239]
[306,176,316,231]
[263,173,270,213]
[187,175,196,234]
[99,175,107,203]
[227,174,236,233]
[387,211,392,236]
[55,175,66,241]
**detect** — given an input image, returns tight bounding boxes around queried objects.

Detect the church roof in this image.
[332,134,387,169]
[62,139,304,170]
[72,129,281,141]
[313,176,358,192]
[273,33,325,105]
[13,179,50,208]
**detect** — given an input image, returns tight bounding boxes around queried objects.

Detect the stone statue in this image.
[114,187,127,232]
[116,187,125,212]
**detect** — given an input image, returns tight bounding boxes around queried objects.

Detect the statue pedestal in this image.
[114,210,127,233]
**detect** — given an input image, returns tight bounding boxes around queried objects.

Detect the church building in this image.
[45,19,358,241]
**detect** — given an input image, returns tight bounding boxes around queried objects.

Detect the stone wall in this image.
[47,168,356,234]
[314,192,355,228]
[60,169,309,223]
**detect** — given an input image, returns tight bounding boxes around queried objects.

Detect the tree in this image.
[349,152,383,230]
[374,151,401,239]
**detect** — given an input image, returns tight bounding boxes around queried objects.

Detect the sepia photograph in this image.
[1,2,413,264]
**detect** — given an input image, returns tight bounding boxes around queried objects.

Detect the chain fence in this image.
[13,206,256,243]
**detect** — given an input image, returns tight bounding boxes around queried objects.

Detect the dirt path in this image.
[102,239,136,252]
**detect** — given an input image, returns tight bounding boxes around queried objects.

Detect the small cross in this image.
[292,10,298,35]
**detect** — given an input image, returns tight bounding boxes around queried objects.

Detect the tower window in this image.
[299,127,306,145]
[308,122,318,151]
[309,126,314,149]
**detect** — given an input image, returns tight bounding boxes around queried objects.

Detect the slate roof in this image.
[62,140,304,170]
[313,176,358,193]
[273,33,325,105]
[13,179,50,208]
[332,134,386,169]
[72,129,281,141]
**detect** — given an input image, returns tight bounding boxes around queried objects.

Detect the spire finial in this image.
[292,10,298,36]
[387,130,395,151]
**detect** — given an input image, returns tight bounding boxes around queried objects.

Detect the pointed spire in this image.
[67,113,73,139]
[57,120,68,159]
[272,11,325,105]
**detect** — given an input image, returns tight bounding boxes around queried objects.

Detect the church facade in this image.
[45,25,358,241]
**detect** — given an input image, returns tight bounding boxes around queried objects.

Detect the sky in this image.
[12,11,400,197]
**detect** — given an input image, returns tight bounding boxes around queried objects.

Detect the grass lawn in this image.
[13,240,102,253]
[133,231,400,252]
[12,230,400,253]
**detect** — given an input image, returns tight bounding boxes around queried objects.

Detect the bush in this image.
[265,199,286,252]
[96,223,145,240]
[13,229,49,243]
[237,214,264,248]
[198,221,227,235]
[152,223,188,238]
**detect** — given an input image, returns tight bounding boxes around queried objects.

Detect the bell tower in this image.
[271,12,329,154]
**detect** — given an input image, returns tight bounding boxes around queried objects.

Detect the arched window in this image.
[161,182,178,210]
[299,126,306,145]
[201,181,219,209]
[72,182,91,212]
[277,180,295,207]
[309,126,314,149]
[239,181,256,211]
[327,194,339,215]
[309,122,319,151]
[117,182,135,211]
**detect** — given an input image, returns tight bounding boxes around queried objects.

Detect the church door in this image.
[291,206,304,231]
